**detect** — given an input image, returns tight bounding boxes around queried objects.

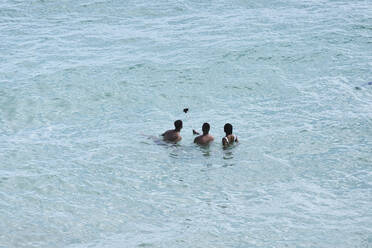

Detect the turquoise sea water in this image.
[1,0,371,247]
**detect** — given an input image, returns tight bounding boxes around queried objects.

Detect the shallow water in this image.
[0,0,371,247]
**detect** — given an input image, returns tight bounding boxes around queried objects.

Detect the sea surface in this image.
[0,0,371,247]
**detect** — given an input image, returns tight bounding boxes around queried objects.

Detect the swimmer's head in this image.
[224,123,233,135]
[202,123,210,135]
[174,120,183,131]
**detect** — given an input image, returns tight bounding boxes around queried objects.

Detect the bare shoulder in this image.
[194,135,202,143]
[206,135,214,143]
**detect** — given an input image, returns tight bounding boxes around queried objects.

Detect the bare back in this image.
[162,130,182,143]
[194,134,214,145]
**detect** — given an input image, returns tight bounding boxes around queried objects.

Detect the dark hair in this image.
[202,122,210,134]
[174,120,183,130]
[224,123,233,135]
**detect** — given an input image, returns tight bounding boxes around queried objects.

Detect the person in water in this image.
[222,123,238,146]
[194,123,214,145]
[161,120,183,142]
